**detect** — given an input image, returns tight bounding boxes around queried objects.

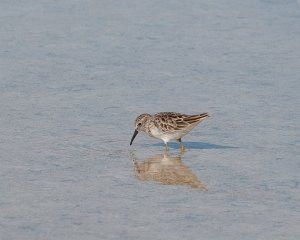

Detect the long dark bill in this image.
[130,129,139,145]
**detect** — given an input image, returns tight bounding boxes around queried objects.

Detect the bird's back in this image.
[149,112,209,142]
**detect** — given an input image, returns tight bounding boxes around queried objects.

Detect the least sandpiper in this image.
[130,112,209,150]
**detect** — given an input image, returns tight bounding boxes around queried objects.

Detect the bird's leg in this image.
[178,138,185,152]
[180,144,185,152]
[164,142,169,151]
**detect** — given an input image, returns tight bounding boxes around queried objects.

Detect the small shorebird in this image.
[130,112,209,151]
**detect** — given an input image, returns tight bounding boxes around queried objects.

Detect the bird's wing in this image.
[153,112,209,132]
[181,112,209,125]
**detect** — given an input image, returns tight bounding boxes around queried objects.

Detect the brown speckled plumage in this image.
[130,112,209,148]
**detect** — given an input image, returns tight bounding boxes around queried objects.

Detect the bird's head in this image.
[130,113,151,145]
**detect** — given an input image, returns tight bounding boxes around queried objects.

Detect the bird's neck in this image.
[144,119,154,136]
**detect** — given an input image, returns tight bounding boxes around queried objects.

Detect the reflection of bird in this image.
[132,152,207,190]
[130,112,209,151]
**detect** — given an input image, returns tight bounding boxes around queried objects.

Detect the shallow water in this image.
[1,0,300,239]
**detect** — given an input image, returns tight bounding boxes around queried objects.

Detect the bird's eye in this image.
[138,123,142,126]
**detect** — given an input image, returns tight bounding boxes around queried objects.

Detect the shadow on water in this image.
[152,141,237,150]
[130,151,207,191]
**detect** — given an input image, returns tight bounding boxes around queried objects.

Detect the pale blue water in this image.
[1,0,300,239]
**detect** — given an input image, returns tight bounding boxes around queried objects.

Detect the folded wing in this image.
[154,112,209,132]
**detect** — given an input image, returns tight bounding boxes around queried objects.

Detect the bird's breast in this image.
[149,125,163,139]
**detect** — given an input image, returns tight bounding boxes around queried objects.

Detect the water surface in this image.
[1,0,300,239]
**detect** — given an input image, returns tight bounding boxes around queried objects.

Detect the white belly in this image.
[150,127,184,144]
